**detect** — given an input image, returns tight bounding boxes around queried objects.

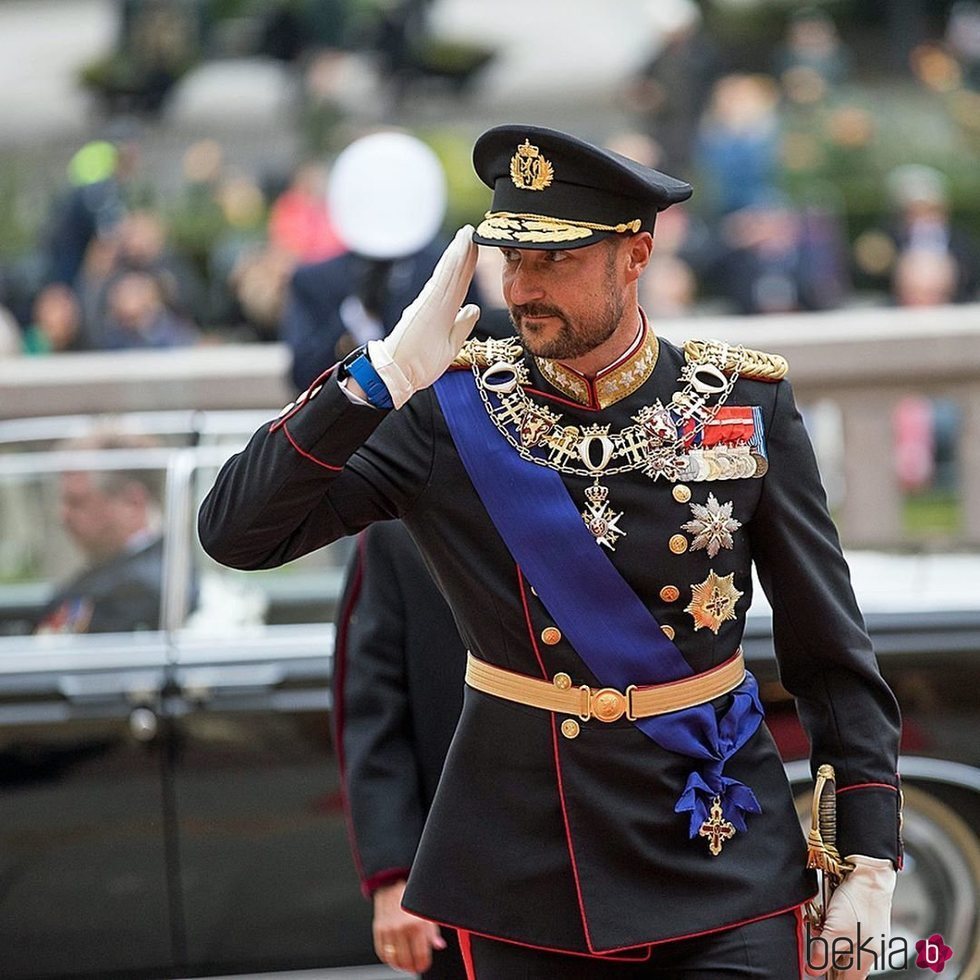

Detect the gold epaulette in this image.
[684,339,788,382]
[451,337,524,370]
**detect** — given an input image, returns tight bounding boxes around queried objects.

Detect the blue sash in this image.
[434,369,765,837]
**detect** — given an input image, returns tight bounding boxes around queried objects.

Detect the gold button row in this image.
[541,626,562,646]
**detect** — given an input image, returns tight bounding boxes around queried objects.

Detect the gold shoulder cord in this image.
[683,340,788,383]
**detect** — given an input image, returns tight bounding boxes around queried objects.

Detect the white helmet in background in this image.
[328,131,448,260]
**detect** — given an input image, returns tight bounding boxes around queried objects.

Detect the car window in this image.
[182,461,353,635]
[0,447,172,637]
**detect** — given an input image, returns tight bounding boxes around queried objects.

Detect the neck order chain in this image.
[473,340,754,550]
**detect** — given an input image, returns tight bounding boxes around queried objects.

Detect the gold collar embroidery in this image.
[534,314,659,409]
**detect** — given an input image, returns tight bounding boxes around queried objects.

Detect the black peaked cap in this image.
[472,124,693,250]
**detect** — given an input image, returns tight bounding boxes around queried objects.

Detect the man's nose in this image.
[507,267,546,305]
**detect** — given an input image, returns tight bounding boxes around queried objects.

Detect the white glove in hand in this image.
[369,225,480,409]
[806,855,897,980]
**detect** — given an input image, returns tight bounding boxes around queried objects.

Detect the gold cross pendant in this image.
[698,795,736,856]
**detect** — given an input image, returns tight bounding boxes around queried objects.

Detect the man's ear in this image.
[624,232,654,283]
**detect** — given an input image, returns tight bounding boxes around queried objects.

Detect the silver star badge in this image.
[681,493,742,558]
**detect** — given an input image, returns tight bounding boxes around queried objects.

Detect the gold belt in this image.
[465,650,745,724]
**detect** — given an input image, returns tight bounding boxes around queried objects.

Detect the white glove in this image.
[369,225,480,409]
[806,855,897,979]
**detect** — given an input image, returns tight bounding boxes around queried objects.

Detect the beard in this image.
[509,291,626,360]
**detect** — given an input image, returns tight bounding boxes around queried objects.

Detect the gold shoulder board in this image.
[684,339,788,383]
[451,337,525,370]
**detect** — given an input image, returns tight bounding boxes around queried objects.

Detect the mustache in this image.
[510,302,567,320]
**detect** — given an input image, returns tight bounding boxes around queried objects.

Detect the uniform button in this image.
[541,627,562,645]
[553,672,572,691]
[672,484,692,503]
[660,585,681,603]
[661,624,676,640]
[668,534,688,554]
[561,719,580,739]
[530,586,538,596]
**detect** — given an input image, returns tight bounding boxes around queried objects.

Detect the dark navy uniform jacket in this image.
[199,324,901,956]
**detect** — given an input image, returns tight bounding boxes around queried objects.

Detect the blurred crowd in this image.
[2,2,980,377]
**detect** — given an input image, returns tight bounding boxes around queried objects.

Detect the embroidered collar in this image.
[534,311,659,409]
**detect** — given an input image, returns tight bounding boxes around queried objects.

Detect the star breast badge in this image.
[685,570,743,633]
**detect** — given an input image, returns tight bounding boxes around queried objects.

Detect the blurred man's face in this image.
[60,472,136,561]
[500,239,628,360]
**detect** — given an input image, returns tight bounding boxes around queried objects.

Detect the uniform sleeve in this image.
[197,370,435,571]
[334,527,426,896]
[749,379,903,864]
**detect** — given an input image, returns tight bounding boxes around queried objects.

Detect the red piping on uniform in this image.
[271,365,337,431]
[549,714,597,951]
[281,423,343,471]
[332,532,370,894]
[837,782,899,794]
[795,904,805,979]
[406,901,811,959]
[516,562,593,948]
[457,930,477,980]
[525,386,601,412]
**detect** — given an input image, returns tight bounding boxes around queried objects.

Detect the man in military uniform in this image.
[200,126,901,978]
[334,522,468,978]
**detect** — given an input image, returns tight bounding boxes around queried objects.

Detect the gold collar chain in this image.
[473,340,745,482]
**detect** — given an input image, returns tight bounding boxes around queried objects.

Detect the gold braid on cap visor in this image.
[476,211,643,244]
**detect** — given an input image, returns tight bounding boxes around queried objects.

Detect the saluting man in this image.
[200,126,901,979]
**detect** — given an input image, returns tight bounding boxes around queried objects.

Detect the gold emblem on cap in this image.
[510,139,555,191]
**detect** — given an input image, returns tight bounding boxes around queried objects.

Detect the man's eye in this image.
[547,251,569,262]
[501,249,519,262]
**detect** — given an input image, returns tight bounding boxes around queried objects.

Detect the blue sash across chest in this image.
[434,368,766,839]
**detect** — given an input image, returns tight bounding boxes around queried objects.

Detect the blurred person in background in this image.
[626,0,720,173]
[81,209,206,348]
[22,283,83,355]
[101,271,198,349]
[855,164,979,304]
[946,0,980,91]
[282,130,482,392]
[43,127,144,290]
[694,74,782,218]
[710,193,849,314]
[35,434,165,634]
[892,248,960,307]
[268,161,345,264]
[774,7,852,106]
[334,521,468,980]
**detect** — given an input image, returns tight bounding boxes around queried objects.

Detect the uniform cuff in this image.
[273,372,389,470]
[836,782,903,868]
[363,867,412,898]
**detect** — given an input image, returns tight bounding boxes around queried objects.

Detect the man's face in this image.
[59,472,131,561]
[500,239,628,360]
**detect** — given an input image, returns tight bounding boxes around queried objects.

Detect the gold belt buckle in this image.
[579,684,638,723]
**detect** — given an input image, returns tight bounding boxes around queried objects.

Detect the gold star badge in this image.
[685,570,743,633]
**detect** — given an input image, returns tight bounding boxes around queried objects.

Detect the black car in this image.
[0,413,977,980]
